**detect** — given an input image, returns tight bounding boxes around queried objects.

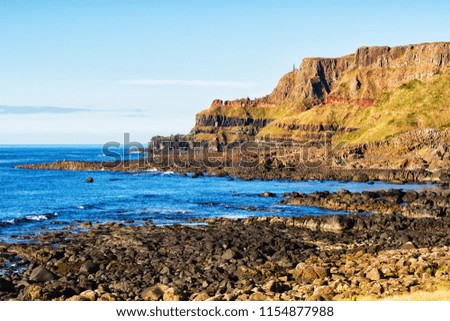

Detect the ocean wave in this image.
[0,212,58,227]
[25,214,53,221]
[77,204,103,210]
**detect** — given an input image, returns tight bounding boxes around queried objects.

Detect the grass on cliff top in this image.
[338,75,450,144]
[258,74,450,144]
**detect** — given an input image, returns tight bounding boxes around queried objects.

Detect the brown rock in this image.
[366,268,383,281]
[222,249,243,260]
[305,294,326,301]
[142,284,169,301]
[163,287,185,301]
[191,292,210,301]
[402,242,418,250]
[79,261,99,275]
[248,292,268,301]
[370,283,384,295]
[79,290,97,301]
[24,285,43,300]
[313,266,330,279]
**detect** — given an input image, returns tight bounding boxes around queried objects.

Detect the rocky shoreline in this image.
[282,188,450,219]
[15,159,450,185]
[6,158,450,301]
[1,210,449,301]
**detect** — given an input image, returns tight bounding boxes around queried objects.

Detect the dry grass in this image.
[356,282,450,301]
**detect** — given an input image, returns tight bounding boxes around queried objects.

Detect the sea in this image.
[0,145,433,242]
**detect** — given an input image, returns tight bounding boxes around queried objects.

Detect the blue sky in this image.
[1,0,449,144]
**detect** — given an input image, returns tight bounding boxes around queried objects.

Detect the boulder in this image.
[0,277,15,293]
[313,266,331,279]
[29,266,55,283]
[191,292,210,301]
[260,192,276,197]
[142,284,169,300]
[366,268,383,281]
[192,172,203,178]
[163,287,186,301]
[402,191,419,203]
[79,261,100,275]
[295,263,321,283]
[402,242,418,250]
[79,290,97,301]
[222,249,243,260]
[262,280,284,293]
[248,292,268,300]
[24,285,43,300]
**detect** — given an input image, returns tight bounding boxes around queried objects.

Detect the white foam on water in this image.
[25,215,49,221]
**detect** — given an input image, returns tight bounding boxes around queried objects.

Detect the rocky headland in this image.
[17,42,450,184]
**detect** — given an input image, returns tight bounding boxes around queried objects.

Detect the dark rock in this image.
[0,277,15,293]
[263,280,285,293]
[352,174,369,182]
[79,261,99,275]
[142,284,168,301]
[403,191,419,203]
[260,192,276,197]
[29,266,55,283]
[192,172,203,178]
[401,242,418,250]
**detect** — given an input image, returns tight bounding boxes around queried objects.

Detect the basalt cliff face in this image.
[271,42,450,107]
[150,42,450,173]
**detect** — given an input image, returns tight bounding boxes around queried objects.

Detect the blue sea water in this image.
[0,145,434,241]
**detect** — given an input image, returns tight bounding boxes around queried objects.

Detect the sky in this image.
[1,0,449,144]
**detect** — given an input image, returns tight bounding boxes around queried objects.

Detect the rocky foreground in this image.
[1,208,449,301]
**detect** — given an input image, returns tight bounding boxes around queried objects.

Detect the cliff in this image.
[150,42,450,169]
[269,42,450,108]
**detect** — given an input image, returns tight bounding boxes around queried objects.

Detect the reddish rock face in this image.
[324,96,376,107]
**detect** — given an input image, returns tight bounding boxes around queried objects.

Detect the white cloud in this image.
[122,79,254,89]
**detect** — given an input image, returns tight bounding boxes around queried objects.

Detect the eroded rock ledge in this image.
[282,188,450,219]
[15,159,450,185]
